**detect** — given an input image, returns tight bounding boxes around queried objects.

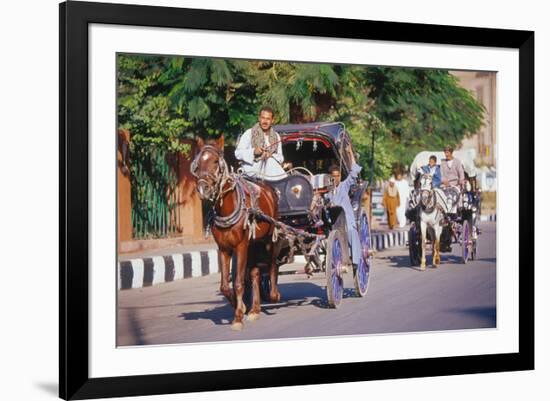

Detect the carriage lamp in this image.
[291,184,303,199]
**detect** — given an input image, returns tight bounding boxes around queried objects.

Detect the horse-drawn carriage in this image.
[191,122,372,329]
[407,150,481,268]
[271,123,372,306]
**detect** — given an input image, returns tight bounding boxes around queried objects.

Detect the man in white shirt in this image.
[394,172,410,228]
[234,106,286,180]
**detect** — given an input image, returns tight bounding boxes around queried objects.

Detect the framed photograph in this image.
[60,1,534,399]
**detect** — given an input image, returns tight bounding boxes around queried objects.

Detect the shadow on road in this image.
[179,303,236,326]
[382,253,465,270]
[119,299,225,311]
[178,281,358,325]
[475,257,496,263]
[126,308,148,345]
[444,306,496,326]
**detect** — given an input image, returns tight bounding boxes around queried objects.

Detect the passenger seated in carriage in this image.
[234,106,287,181]
[327,144,362,269]
[415,155,442,189]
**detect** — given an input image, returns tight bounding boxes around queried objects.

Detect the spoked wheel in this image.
[325,230,345,308]
[470,219,478,260]
[409,222,422,266]
[461,219,471,264]
[354,209,371,297]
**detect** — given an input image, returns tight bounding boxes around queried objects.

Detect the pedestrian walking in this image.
[383,177,400,230]
[394,172,409,228]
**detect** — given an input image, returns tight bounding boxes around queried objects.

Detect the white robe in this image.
[234,128,287,180]
[395,178,410,228]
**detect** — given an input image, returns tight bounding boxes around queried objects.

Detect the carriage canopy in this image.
[273,122,353,177]
[409,149,478,180]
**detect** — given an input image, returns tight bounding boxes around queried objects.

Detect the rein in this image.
[192,145,261,234]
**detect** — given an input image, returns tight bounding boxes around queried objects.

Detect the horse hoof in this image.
[431,264,438,268]
[270,294,281,303]
[420,264,426,271]
[247,312,260,322]
[231,322,244,331]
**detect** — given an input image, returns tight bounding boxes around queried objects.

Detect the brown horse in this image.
[192,137,281,330]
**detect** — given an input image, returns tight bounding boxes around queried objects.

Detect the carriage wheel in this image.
[354,209,371,297]
[461,219,471,264]
[408,222,422,266]
[470,219,478,260]
[325,230,345,308]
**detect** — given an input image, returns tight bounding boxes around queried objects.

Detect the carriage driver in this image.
[234,106,287,180]
[441,145,465,188]
[440,145,465,219]
[328,145,363,269]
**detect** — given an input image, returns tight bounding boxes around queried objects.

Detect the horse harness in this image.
[191,145,262,236]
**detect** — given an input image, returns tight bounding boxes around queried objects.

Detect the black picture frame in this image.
[59,1,534,399]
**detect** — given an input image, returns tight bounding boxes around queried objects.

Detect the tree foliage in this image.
[117,54,485,181]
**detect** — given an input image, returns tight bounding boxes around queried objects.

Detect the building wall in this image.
[451,71,497,166]
[117,136,208,255]
[117,130,132,247]
[175,140,204,241]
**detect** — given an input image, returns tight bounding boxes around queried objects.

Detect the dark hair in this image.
[259,105,274,117]
[429,155,437,162]
[328,164,340,174]
[444,145,454,152]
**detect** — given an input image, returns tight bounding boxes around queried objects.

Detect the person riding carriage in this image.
[234,106,287,181]
[327,145,363,270]
[192,109,374,327]
[415,155,442,189]
[407,146,480,266]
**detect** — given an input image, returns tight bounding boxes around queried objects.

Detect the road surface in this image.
[117,222,496,346]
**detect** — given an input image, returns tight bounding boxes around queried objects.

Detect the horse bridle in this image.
[419,174,436,213]
[191,145,234,203]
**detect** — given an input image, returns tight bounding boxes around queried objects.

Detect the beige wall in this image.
[175,140,204,241]
[451,71,497,166]
[117,130,132,247]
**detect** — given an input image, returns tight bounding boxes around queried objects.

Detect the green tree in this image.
[118,54,485,182]
[362,67,485,166]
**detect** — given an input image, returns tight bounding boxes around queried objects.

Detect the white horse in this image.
[418,173,449,270]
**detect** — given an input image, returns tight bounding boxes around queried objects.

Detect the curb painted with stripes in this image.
[479,214,497,222]
[118,215,496,289]
[371,230,409,251]
[118,250,218,290]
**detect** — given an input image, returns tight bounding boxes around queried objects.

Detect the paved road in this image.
[117,222,496,346]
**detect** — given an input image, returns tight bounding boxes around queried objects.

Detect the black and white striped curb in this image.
[371,231,408,251]
[479,214,497,222]
[118,216,497,289]
[118,250,218,290]
[119,231,409,290]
